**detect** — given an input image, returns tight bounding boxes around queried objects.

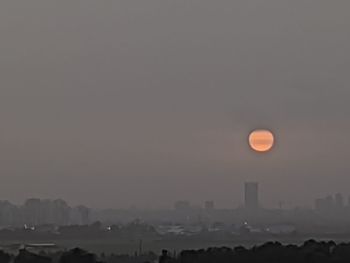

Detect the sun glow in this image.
[249,129,274,152]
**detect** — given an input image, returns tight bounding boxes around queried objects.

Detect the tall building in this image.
[335,193,344,209]
[315,195,335,212]
[174,200,190,210]
[76,205,90,225]
[244,182,259,210]
[23,198,42,226]
[204,201,215,210]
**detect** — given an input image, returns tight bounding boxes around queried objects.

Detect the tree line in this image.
[3,240,350,262]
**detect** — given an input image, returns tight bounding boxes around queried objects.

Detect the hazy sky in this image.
[1,1,350,209]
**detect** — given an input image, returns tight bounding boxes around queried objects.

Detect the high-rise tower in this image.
[244,182,259,210]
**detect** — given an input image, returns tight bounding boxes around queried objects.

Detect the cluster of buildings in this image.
[174,182,259,212]
[173,182,350,216]
[314,193,349,212]
[0,199,89,227]
[1,182,350,237]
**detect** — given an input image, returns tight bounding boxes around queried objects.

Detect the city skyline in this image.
[1,182,350,211]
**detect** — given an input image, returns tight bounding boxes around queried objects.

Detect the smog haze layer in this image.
[1,1,350,209]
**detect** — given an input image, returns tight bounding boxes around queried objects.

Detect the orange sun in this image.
[248,129,275,152]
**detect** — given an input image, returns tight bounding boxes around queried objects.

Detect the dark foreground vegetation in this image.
[3,240,350,262]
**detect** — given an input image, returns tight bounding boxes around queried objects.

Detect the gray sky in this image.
[0,1,350,209]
